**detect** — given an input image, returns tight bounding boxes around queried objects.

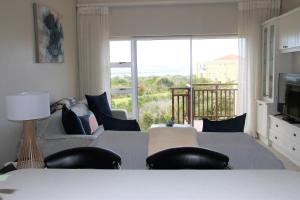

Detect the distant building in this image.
[195,54,239,83]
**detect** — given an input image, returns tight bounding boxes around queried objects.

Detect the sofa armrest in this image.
[111,109,128,120]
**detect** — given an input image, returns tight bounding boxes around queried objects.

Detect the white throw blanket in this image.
[148,127,199,156]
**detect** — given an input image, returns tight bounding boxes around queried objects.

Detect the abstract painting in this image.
[33,3,64,63]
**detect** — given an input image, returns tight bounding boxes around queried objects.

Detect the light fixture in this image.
[6,91,50,169]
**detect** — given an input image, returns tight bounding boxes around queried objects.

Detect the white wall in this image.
[109,3,238,37]
[0,0,78,166]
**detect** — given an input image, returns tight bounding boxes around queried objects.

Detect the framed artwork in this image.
[33,3,64,63]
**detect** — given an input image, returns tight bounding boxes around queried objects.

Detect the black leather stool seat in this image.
[44,147,121,169]
[146,147,229,169]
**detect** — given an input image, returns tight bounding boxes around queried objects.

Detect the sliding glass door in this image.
[109,37,239,130]
[136,39,190,130]
[191,38,239,130]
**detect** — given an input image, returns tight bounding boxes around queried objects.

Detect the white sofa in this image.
[36,101,128,157]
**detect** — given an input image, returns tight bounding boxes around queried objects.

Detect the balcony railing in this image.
[170,83,238,124]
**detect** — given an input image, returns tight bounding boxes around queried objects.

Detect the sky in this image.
[110,38,238,76]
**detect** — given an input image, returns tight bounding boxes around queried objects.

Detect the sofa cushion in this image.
[70,102,90,116]
[85,92,112,125]
[202,113,247,132]
[101,113,140,131]
[50,97,76,114]
[62,105,86,135]
[78,112,99,135]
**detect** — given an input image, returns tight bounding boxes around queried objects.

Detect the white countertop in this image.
[0,169,300,200]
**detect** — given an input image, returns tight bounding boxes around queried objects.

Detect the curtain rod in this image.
[77,0,238,8]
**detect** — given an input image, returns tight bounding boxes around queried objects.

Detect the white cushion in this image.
[70,103,90,116]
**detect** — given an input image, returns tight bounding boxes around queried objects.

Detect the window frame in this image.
[109,39,138,119]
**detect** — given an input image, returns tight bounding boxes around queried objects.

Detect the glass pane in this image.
[111,93,132,117]
[192,38,239,130]
[137,39,190,130]
[111,68,132,89]
[268,25,275,99]
[110,41,131,62]
[263,27,268,97]
[192,38,239,84]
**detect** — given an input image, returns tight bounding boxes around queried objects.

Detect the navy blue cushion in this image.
[78,115,91,135]
[61,105,86,135]
[101,113,141,131]
[202,113,246,132]
[85,92,112,125]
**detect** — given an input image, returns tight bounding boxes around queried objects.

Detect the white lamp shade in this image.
[6,91,50,121]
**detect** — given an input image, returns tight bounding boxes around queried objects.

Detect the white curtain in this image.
[77,6,110,100]
[238,0,280,137]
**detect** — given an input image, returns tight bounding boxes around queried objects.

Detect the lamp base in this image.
[17,120,44,169]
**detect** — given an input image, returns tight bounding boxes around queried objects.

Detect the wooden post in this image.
[171,89,174,122]
[215,84,219,120]
[17,120,44,169]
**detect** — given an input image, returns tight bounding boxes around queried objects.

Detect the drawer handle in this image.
[275,136,278,140]
[275,124,278,128]
[292,147,296,151]
[293,133,297,137]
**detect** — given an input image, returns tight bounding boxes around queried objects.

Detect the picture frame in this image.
[33,3,64,63]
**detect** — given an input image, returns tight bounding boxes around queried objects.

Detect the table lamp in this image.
[6,91,50,169]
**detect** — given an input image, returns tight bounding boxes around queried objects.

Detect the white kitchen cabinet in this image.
[262,21,275,101]
[279,7,300,53]
[257,18,292,145]
[261,18,292,103]
[269,115,300,166]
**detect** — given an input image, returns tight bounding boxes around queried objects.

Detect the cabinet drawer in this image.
[269,129,287,147]
[270,118,287,133]
[270,117,300,145]
[288,142,300,161]
[270,129,300,162]
[287,128,300,146]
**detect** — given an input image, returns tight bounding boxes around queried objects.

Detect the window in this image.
[109,37,239,130]
[110,41,131,63]
[109,40,137,118]
[192,38,239,84]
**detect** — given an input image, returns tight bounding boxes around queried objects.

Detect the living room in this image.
[1,0,300,199]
